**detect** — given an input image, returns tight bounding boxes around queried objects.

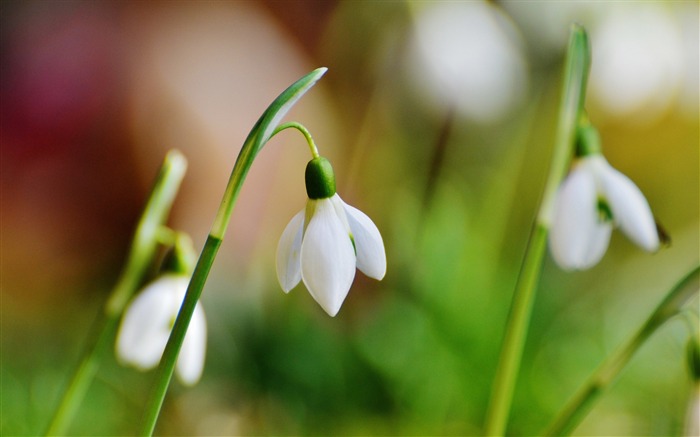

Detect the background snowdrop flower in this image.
[589,4,684,123]
[116,275,206,386]
[407,0,528,123]
[549,153,659,270]
[276,156,386,317]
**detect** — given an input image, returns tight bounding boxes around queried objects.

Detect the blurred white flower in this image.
[407,0,528,122]
[589,4,684,122]
[116,275,206,386]
[549,155,659,270]
[276,157,386,317]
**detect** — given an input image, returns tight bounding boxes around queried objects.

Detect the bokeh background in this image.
[2,1,698,435]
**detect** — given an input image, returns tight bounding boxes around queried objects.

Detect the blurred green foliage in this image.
[2,1,698,436]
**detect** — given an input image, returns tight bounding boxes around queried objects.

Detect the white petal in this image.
[598,162,660,252]
[300,198,356,316]
[276,210,305,292]
[340,197,387,280]
[581,219,613,269]
[116,276,187,370]
[176,302,207,386]
[549,164,613,270]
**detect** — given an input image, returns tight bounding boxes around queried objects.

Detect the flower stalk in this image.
[45,150,188,436]
[484,24,590,436]
[543,265,700,436]
[139,67,327,436]
[273,121,320,158]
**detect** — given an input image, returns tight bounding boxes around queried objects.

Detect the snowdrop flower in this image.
[549,145,659,270]
[116,275,206,386]
[276,156,386,316]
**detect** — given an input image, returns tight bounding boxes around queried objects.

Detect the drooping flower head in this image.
[276,156,386,316]
[116,275,207,386]
[549,125,660,270]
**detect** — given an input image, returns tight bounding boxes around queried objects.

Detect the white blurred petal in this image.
[116,276,187,370]
[580,219,613,270]
[300,198,356,317]
[340,198,387,280]
[276,210,305,292]
[550,164,612,270]
[598,162,659,252]
[116,275,207,386]
[176,302,207,386]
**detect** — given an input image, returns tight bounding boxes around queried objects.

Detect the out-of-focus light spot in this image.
[407,1,528,123]
[589,5,684,122]
[676,2,699,119]
[500,1,597,56]
[2,5,120,155]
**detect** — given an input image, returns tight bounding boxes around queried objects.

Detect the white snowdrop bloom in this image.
[276,157,386,317]
[116,275,206,386]
[549,154,659,270]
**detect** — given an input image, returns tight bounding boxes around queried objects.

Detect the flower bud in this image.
[305,157,336,199]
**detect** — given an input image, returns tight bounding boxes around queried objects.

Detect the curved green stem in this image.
[484,24,590,436]
[543,266,700,436]
[272,121,320,158]
[45,150,188,436]
[139,67,327,436]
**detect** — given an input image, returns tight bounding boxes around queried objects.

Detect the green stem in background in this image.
[159,230,197,275]
[45,150,188,436]
[139,67,327,436]
[543,266,700,436]
[484,24,590,436]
